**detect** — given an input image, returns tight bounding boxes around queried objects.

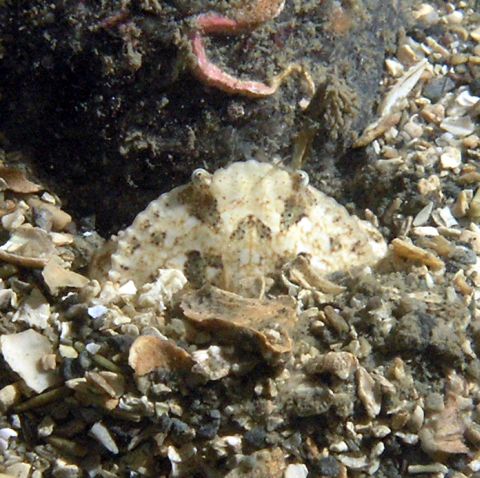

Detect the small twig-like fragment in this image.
[0,249,48,269]
[13,386,71,413]
[74,342,123,373]
[391,238,445,270]
[46,436,88,457]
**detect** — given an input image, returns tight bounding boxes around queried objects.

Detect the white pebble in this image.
[284,464,308,478]
[440,146,462,169]
[440,116,475,136]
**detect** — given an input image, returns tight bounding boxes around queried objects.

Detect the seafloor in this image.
[0,0,480,477]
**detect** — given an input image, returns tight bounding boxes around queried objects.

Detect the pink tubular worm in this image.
[188,1,314,98]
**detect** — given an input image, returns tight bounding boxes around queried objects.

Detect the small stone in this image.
[423,77,456,103]
[170,418,195,444]
[397,44,419,65]
[284,464,308,478]
[128,335,193,376]
[314,456,340,477]
[244,427,267,449]
[307,351,358,380]
[59,345,78,359]
[390,311,436,353]
[12,288,50,329]
[4,462,31,478]
[472,27,480,43]
[408,463,448,474]
[42,257,89,295]
[286,384,334,417]
[426,37,450,59]
[440,146,462,169]
[197,410,221,440]
[136,269,187,313]
[62,358,84,380]
[41,353,57,371]
[89,422,119,454]
[385,58,404,77]
[191,345,233,381]
[403,119,424,138]
[450,53,468,66]
[52,458,81,478]
[0,383,21,413]
[445,10,463,25]
[118,280,137,296]
[420,103,445,123]
[356,367,382,418]
[38,416,55,438]
[87,305,108,319]
[413,3,439,25]
[0,428,18,453]
[463,134,480,149]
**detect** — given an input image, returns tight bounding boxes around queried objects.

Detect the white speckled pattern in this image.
[106,160,387,295]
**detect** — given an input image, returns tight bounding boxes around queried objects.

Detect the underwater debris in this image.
[181,285,296,363]
[0,226,55,269]
[42,256,89,295]
[128,335,194,376]
[0,329,59,393]
[0,165,42,194]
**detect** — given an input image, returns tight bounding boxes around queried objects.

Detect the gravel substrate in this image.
[1,1,480,477]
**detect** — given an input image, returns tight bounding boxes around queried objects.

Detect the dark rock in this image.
[197,410,221,440]
[451,246,477,265]
[62,358,84,380]
[78,350,93,370]
[389,311,437,353]
[470,79,480,96]
[244,427,267,449]
[310,456,340,477]
[0,1,409,235]
[158,414,173,433]
[429,321,464,364]
[170,418,195,443]
[108,334,136,353]
[423,76,456,102]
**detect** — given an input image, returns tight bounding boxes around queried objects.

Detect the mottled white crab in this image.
[92,160,386,297]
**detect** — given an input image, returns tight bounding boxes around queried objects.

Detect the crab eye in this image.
[293,170,309,188]
[191,168,212,185]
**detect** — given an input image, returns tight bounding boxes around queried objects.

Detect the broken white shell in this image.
[0,329,59,393]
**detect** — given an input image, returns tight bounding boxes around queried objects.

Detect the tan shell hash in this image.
[95,160,387,295]
[181,285,297,362]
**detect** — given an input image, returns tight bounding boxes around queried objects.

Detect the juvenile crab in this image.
[92,160,387,297]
